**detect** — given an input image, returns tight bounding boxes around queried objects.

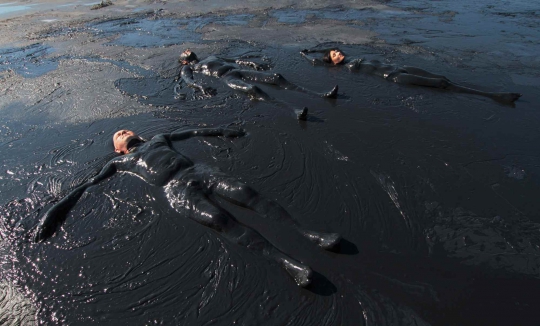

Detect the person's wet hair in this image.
[322,49,332,63]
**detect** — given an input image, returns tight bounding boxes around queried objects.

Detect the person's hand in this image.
[255,63,270,71]
[34,209,57,243]
[202,86,217,96]
[223,128,245,138]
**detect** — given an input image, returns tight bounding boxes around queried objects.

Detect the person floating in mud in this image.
[177,49,339,120]
[300,47,522,103]
[34,127,342,287]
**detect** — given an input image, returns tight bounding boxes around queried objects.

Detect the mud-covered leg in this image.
[224,71,311,120]
[393,73,522,103]
[402,66,450,80]
[295,107,309,121]
[211,176,342,250]
[166,183,312,286]
[237,70,338,98]
[489,92,522,103]
[222,74,271,101]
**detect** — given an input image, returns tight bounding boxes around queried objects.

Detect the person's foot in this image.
[296,107,308,120]
[281,258,313,287]
[302,230,342,251]
[494,92,522,103]
[174,83,187,100]
[323,85,338,98]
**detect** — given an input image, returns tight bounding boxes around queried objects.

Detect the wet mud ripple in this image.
[1,1,540,325]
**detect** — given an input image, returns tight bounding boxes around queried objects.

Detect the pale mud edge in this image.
[0,281,37,326]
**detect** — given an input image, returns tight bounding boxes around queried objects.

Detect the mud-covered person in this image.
[177,49,339,120]
[301,47,521,103]
[34,127,342,287]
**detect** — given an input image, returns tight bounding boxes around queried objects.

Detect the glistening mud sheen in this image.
[0,1,540,325]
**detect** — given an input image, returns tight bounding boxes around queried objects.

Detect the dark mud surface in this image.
[1,0,540,325]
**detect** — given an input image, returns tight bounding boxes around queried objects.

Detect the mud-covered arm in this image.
[180,65,216,95]
[34,161,118,242]
[345,58,364,71]
[235,59,269,71]
[168,127,245,142]
[219,57,269,70]
[300,48,332,66]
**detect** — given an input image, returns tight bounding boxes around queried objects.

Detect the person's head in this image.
[113,130,142,154]
[179,49,199,65]
[322,48,345,65]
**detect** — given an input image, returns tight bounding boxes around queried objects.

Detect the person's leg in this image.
[165,180,312,286]
[296,107,308,121]
[392,73,522,103]
[221,72,271,101]
[234,70,338,98]
[402,66,449,80]
[210,175,342,250]
[222,71,311,120]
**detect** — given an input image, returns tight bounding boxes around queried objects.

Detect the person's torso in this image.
[195,56,237,77]
[122,135,194,186]
[348,59,405,79]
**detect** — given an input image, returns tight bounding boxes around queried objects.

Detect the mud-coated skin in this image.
[180,54,338,100]
[300,49,522,103]
[34,128,342,287]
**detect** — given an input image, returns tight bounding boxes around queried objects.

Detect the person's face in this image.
[330,50,345,65]
[113,130,140,154]
[180,49,195,65]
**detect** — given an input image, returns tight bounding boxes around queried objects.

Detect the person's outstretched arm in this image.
[180,65,216,96]
[300,48,332,66]
[218,56,270,71]
[34,161,118,242]
[167,127,245,142]
[236,59,270,70]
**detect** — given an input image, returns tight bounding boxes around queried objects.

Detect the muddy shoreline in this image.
[1,0,540,325]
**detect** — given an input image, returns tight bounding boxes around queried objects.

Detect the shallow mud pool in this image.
[1,0,540,325]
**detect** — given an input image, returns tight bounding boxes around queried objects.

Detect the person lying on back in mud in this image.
[300,47,522,104]
[34,127,342,287]
[177,49,339,120]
